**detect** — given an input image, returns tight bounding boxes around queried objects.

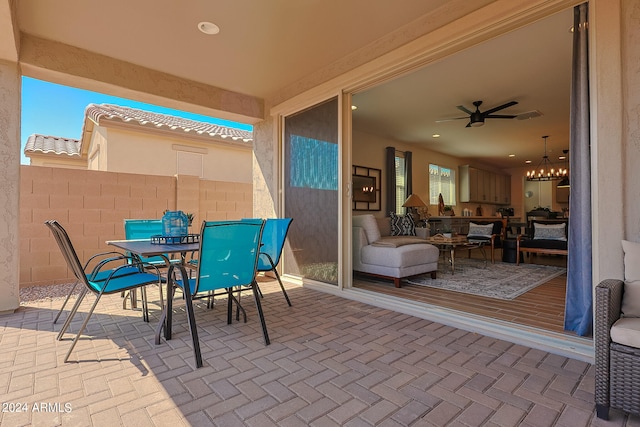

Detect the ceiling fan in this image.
[436,100,519,127]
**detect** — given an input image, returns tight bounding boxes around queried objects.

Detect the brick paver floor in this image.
[0,279,632,426]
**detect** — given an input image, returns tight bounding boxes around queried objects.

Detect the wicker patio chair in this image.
[595,279,640,420]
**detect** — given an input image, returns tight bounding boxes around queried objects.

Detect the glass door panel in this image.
[283,98,339,285]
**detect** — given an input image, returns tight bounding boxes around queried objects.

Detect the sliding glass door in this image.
[282,97,340,285]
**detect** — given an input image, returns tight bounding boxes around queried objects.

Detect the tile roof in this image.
[24,134,81,156]
[85,104,253,143]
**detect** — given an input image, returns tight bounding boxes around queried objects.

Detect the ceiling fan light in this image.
[470,121,484,127]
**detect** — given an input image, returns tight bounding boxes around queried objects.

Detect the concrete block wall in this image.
[19,166,252,287]
[199,180,253,222]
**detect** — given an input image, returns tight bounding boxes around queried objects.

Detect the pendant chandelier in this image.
[526,135,568,181]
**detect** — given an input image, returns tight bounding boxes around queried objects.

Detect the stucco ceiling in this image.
[6,1,574,170]
[13,0,461,99]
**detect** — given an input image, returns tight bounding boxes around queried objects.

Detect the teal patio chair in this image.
[124,219,178,266]
[45,220,130,324]
[256,218,293,306]
[48,220,162,363]
[165,219,268,368]
[123,219,182,308]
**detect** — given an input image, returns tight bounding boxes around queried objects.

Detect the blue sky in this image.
[20,77,253,164]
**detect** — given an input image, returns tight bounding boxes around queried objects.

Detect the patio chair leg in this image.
[230,288,247,323]
[165,272,176,341]
[227,288,233,325]
[207,290,214,309]
[177,265,202,368]
[57,287,89,340]
[251,280,270,346]
[141,286,149,323]
[272,268,292,307]
[63,293,103,363]
[53,280,80,324]
[596,404,609,420]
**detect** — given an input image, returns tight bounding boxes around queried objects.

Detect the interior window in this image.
[429,164,456,206]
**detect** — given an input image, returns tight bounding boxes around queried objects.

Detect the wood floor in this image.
[353,252,582,337]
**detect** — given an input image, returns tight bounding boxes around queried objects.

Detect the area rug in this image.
[405,260,566,300]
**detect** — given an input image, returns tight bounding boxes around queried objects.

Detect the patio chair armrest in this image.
[87,254,146,279]
[106,261,162,281]
[595,279,624,408]
[84,251,129,270]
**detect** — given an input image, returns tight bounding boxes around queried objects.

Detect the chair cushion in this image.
[390,213,416,236]
[468,222,493,238]
[371,236,426,248]
[361,243,438,268]
[622,280,640,317]
[611,317,640,349]
[533,223,567,241]
[622,240,640,282]
[353,214,381,244]
[621,241,640,317]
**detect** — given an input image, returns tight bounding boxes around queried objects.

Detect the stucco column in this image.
[252,117,278,218]
[0,59,21,313]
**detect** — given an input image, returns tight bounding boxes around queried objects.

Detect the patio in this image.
[0,278,617,426]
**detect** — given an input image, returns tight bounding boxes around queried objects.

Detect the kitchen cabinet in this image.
[459,165,511,205]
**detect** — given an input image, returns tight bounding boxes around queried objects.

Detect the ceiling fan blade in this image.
[484,114,516,119]
[465,122,472,128]
[482,101,518,116]
[435,116,468,123]
[456,105,474,115]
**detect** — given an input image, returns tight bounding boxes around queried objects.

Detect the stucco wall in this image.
[623,0,640,240]
[19,165,252,287]
[351,128,539,219]
[94,126,253,183]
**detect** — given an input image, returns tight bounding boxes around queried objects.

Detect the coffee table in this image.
[425,235,487,274]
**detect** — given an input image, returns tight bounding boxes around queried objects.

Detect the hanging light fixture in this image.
[526,135,568,181]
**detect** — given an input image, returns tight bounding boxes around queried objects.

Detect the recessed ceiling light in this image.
[198,21,220,35]
[351,105,358,110]
[525,160,532,164]
[508,154,515,157]
[432,134,440,138]
[559,156,566,160]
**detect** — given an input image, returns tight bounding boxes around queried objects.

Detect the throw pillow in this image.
[622,280,640,317]
[621,240,640,317]
[467,222,493,238]
[622,240,640,282]
[352,214,381,243]
[533,223,567,241]
[390,213,416,236]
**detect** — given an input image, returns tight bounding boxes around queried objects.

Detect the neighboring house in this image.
[23,134,84,169]
[24,104,253,183]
